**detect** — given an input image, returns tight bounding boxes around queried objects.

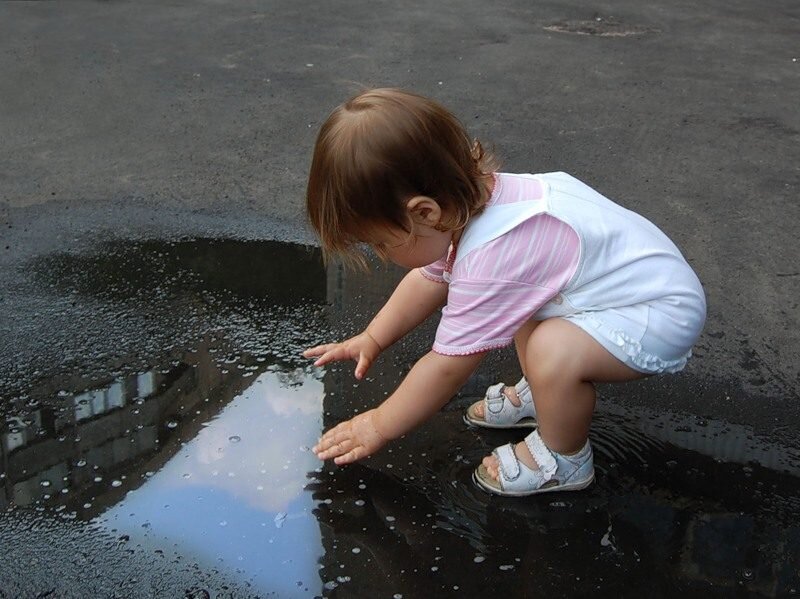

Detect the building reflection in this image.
[1,336,255,514]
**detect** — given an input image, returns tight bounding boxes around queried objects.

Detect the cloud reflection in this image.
[98,368,325,597]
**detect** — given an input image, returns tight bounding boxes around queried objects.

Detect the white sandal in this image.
[473,430,595,497]
[463,377,537,429]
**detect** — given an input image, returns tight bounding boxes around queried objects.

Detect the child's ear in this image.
[406,196,442,227]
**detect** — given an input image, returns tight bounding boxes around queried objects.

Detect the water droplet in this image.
[111,480,122,488]
[40,480,51,488]
[355,499,365,507]
[76,459,87,468]
[473,556,485,563]
[167,421,178,429]
[229,435,241,443]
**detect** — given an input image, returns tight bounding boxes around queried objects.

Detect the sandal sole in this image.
[462,413,537,430]
[471,468,595,497]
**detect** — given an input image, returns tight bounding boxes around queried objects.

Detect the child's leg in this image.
[482,318,647,481]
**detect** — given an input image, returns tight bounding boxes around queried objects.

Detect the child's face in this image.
[368,222,453,269]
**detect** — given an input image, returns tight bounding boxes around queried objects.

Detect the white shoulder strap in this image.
[454,199,549,266]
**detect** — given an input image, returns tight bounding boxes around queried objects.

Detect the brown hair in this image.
[306,88,498,264]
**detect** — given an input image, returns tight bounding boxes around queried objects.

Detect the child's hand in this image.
[302,331,382,380]
[313,409,388,465]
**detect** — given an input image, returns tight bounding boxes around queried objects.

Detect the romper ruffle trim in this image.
[432,338,514,356]
[567,312,692,375]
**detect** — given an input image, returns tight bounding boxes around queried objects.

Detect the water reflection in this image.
[100,368,324,597]
[3,238,800,597]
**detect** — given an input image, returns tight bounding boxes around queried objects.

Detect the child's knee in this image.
[525,320,583,386]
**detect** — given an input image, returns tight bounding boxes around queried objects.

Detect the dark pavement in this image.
[1,0,799,597]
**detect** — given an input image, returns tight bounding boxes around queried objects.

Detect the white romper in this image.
[454,172,707,374]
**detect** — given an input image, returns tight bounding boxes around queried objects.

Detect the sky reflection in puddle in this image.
[98,369,325,597]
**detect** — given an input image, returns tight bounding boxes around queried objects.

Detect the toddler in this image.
[303,88,706,496]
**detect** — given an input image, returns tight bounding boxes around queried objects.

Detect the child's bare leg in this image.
[472,318,542,417]
[482,318,647,480]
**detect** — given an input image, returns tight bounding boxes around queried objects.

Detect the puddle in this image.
[2,238,800,597]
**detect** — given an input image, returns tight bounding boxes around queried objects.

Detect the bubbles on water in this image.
[166,420,178,429]
[111,479,122,488]
[40,480,51,488]
[228,435,241,443]
[473,555,485,563]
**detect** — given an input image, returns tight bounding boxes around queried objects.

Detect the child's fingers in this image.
[333,445,367,465]
[354,353,373,380]
[313,423,350,454]
[303,344,334,358]
[317,437,355,460]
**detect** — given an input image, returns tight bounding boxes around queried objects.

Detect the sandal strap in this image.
[514,378,533,406]
[485,383,508,414]
[524,430,557,480]
[494,444,521,481]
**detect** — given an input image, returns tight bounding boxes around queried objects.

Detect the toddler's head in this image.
[306,88,496,263]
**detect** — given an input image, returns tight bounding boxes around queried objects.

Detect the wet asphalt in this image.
[1,0,799,597]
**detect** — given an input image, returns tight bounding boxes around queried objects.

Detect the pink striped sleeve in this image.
[433,214,580,356]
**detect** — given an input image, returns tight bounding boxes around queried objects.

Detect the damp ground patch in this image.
[544,15,659,37]
[1,237,799,597]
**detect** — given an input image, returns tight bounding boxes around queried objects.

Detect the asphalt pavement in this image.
[1,0,799,596]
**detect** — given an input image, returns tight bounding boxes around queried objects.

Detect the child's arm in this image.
[313,350,485,464]
[303,268,447,379]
